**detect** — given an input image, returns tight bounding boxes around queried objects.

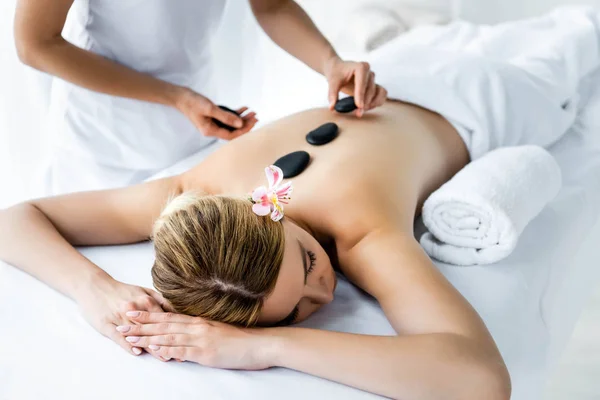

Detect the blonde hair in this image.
[151,192,285,326]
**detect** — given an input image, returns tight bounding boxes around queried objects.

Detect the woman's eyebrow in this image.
[297,239,308,284]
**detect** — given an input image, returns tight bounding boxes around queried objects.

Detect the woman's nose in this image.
[305,282,334,305]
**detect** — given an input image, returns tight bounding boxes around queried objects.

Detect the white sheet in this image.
[3,17,600,400]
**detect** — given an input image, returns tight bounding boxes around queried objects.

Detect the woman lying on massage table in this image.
[0,97,511,399]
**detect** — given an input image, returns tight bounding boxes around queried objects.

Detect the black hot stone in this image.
[334,96,358,113]
[212,105,240,131]
[306,122,339,146]
[274,151,311,178]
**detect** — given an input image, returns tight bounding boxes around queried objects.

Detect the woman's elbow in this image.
[445,335,512,400]
[471,357,512,400]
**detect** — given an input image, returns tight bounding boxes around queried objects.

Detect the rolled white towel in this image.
[420,145,562,266]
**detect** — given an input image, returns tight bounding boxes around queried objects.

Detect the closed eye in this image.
[307,250,316,274]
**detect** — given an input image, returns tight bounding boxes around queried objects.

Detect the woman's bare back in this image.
[182,100,469,250]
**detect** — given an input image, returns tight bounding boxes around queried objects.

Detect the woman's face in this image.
[258,219,337,326]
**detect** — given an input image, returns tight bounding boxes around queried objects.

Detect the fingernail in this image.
[160,356,171,362]
[126,311,140,317]
[126,336,140,343]
[116,325,130,333]
[132,347,142,355]
[149,345,160,350]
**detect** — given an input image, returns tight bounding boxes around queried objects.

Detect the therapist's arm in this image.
[14,0,255,140]
[249,0,387,114]
[249,0,337,76]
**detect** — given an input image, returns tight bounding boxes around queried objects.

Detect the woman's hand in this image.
[324,57,388,117]
[175,88,258,140]
[117,311,274,370]
[75,275,171,357]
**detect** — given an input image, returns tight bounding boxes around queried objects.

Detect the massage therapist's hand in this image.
[175,87,258,140]
[118,311,272,370]
[324,56,388,117]
[75,276,171,356]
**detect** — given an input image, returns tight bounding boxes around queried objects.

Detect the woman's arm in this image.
[0,177,181,290]
[122,231,510,399]
[277,230,509,399]
[14,0,254,139]
[249,0,387,113]
[0,176,183,354]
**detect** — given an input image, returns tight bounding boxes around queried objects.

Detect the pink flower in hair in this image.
[250,165,293,222]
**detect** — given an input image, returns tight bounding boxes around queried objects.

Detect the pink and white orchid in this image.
[250,165,293,222]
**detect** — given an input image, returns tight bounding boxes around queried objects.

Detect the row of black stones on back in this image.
[215,97,358,179]
[275,97,357,178]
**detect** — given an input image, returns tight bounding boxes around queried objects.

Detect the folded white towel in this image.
[420,145,562,266]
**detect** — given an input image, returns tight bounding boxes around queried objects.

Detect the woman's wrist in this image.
[71,266,115,303]
[249,327,290,368]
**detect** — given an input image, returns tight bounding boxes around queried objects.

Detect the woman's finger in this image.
[118,322,195,336]
[353,62,370,109]
[125,333,198,347]
[154,346,198,363]
[145,289,174,312]
[106,325,142,356]
[126,311,200,324]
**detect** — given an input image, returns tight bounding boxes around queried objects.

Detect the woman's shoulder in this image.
[301,192,415,257]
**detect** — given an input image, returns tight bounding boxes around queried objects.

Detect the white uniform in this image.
[44,0,226,194]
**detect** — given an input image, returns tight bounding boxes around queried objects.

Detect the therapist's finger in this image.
[202,122,235,140]
[328,77,343,110]
[373,86,388,108]
[364,72,377,111]
[235,107,250,116]
[353,62,370,110]
[208,105,244,129]
[229,120,257,140]
[242,112,257,122]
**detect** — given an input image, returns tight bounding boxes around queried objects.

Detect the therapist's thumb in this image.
[209,105,243,129]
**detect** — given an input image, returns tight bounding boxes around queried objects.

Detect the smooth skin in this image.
[0,101,510,399]
[14,0,385,140]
